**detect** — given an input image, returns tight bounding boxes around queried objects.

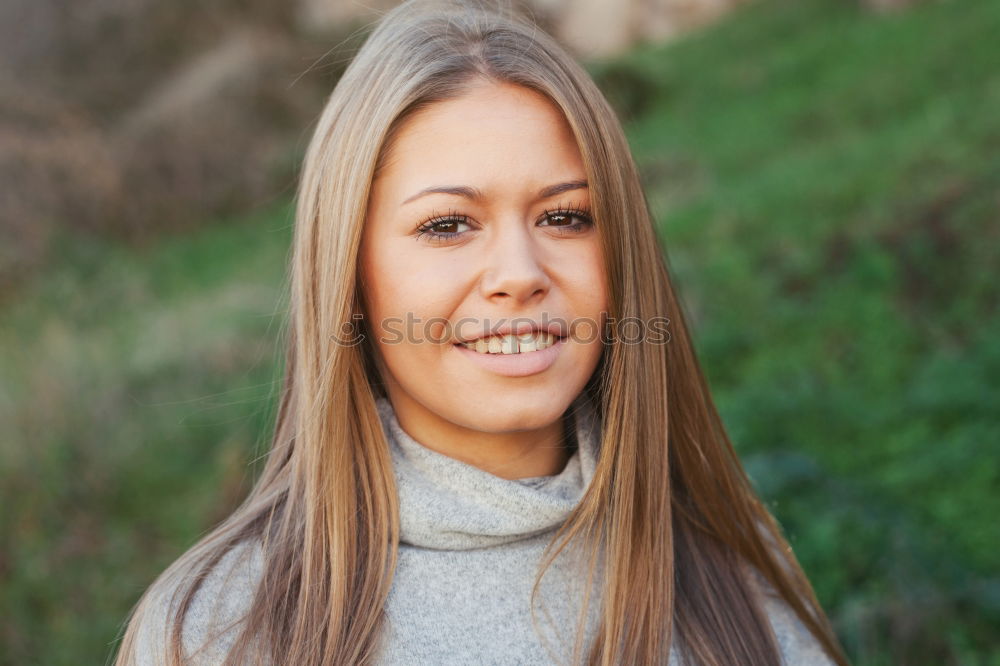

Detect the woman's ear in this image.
[356,308,391,399]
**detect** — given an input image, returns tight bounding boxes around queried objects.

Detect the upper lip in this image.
[455,320,568,343]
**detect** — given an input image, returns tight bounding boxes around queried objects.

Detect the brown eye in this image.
[538,208,593,232]
[415,214,474,242]
[433,219,461,233]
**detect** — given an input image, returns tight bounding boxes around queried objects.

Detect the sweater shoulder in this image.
[743,561,837,666]
[125,538,264,665]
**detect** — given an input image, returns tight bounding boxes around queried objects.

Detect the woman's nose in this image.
[479,221,550,305]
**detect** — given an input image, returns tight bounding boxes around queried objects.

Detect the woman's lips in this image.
[453,336,565,377]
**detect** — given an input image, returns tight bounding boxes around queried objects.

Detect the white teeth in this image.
[460,331,560,354]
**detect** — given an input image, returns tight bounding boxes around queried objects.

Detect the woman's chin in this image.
[443,397,573,434]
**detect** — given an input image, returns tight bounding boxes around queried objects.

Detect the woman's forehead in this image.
[373,81,586,207]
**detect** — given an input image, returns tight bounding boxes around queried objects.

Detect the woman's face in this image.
[360,80,608,471]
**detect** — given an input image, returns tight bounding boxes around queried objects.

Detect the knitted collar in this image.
[375,392,602,550]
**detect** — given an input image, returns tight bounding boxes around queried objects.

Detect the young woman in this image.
[115,1,849,664]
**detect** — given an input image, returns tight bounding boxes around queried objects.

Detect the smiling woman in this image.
[360,80,608,479]
[113,1,849,665]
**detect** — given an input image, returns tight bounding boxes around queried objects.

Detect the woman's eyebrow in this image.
[538,179,588,200]
[401,179,588,205]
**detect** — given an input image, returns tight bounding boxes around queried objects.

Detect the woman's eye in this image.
[416,209,592,243]
[416,216,472,241]
[539,209,593,231]
[429,219,462,233]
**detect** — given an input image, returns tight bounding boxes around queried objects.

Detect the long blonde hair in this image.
[114,1,849,664]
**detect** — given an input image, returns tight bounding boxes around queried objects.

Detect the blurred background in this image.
[0,0,997,663]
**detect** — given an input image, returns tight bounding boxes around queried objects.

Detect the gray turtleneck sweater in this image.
[129,394,835,665]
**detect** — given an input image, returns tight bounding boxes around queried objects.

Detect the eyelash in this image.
[414,205,594,243]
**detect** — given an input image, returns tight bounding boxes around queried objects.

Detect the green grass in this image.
[0,202,293,664]
[590,0,1000,662]
[1,0,998,663]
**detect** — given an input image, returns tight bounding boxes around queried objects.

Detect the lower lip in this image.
[453,337,566,377]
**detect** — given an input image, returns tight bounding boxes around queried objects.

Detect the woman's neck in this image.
[382,388,573,480]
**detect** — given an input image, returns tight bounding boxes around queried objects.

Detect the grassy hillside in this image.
[0,0,997,663]
[594,0,999,662]
[0,204,293,663]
